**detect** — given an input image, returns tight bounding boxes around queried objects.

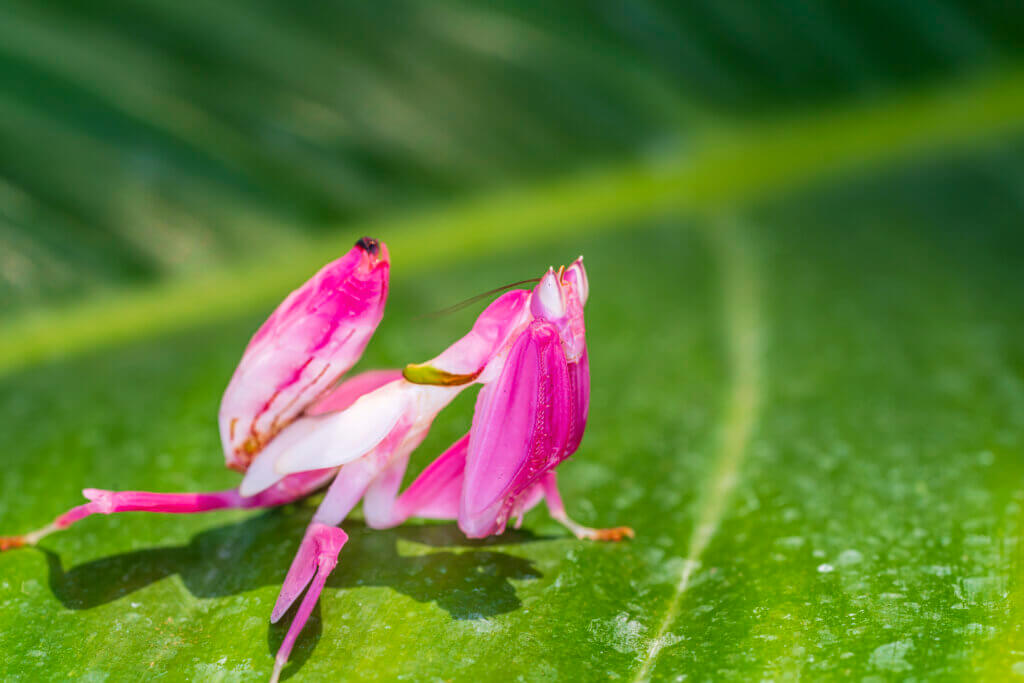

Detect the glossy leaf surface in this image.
[2,2,1024,681]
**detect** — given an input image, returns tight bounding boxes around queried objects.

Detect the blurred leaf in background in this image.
[2,1,1024,681]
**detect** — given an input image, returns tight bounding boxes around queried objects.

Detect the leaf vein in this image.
[632,220,763,681]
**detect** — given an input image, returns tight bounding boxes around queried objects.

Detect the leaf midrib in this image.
[633,220,764,680]
[2,65,1024,377]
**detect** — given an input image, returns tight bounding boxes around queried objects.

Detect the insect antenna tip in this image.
[417,277,541,319]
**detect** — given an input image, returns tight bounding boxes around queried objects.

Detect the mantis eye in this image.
[530,268,566,320]
[564,257,589,305]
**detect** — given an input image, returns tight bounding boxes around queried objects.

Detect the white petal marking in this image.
[239,416,322,496]
[274,381,408,475]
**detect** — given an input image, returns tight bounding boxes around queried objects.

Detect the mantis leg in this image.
[359,437,634,541]
[541,472,634,541]
[0,470,335,551]
[363,433,470,529]
[269,457,380,682]
[271,435,474,679]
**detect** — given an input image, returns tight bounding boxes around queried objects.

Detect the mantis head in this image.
[529,256,588,362]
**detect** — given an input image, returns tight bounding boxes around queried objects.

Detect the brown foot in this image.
[555,516,635,542]
[578,525,635,542]
[0,536,26,552]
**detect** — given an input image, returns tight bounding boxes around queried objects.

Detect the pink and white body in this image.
[0,244,631,683]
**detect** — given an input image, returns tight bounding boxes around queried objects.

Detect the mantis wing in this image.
[459,320,573,538]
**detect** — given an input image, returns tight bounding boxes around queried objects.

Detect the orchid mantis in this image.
[1,237,632,682]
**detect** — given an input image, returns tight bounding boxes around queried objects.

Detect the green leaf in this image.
[3,3,1024,681]
[4,148,1024,679]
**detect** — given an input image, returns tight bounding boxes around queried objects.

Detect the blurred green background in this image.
[2,1,1024,681]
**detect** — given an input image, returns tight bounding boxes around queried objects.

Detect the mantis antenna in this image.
[418,278,541,319]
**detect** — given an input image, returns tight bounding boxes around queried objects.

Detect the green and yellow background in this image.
[2,2,1024,680]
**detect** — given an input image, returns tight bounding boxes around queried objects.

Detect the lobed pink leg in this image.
[364,433,469,529]
[270,458,379,678]
[361,452,411,528]
[510,483,546,530]
[269,523,348,683]
[0,470,335,552]
[541,472,634,542]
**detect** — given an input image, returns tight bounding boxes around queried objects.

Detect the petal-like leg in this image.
[395,434,469,521]
[0,470,334,551]
[363,433,470,529]
[541,472,634,541]
[361,452,411,528]
[272,460,377,620]
[510,482,546,530]
[270,457,381,677]
[269,522,348,683]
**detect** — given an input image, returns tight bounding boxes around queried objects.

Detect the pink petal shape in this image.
[305,369,403,416]
[509,481,546,529]
[247,374,477,496]
[272,460,380,622]
[272,381,411,476]
[270,523,348,683]
[562,256,589,305]
[566,351,590,454]
[361,450,413,528]
[219,238,390,471]
[530,268,566,320]
[459,320,573,538]
[239,380,411,496]
[271,522,345,623]
[366,433,470,527]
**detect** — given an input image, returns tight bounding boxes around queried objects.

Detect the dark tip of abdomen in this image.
[355,236,380,255]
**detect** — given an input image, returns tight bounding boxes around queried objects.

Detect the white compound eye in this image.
[530,268,566,320]
[564,256,588,305]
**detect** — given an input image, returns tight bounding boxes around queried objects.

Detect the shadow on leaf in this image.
[38,508,548,678]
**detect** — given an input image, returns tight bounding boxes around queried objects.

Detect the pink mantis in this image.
[1,236,632,682]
